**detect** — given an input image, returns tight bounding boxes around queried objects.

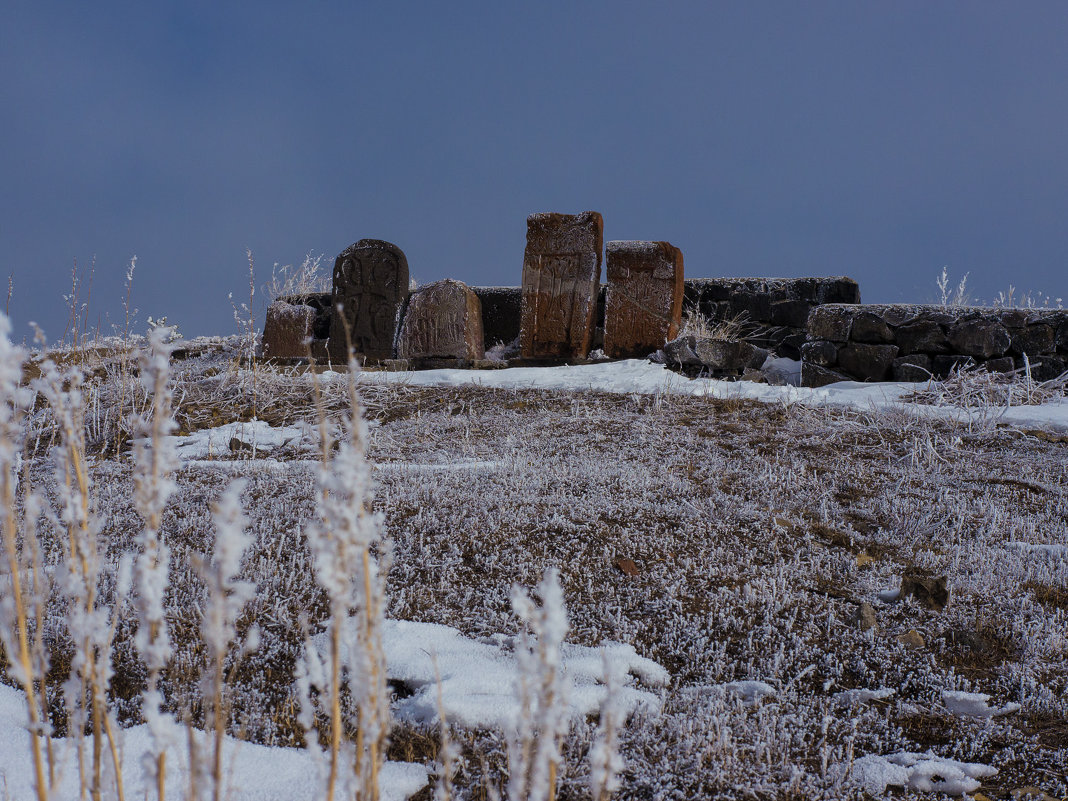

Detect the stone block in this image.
[815,277,861,304]
[473,287,522,348]
[947,319,1010,358]
[1029,355,1066,382]
[933,354,974,378]
[850,312,894,344]
[896,320,949,354]
[603,240,684,358]
[801,340,838,367]
[262,301,317,359]
[837,343,899,381]
[329,239,410,362]
[892,355,933,382]
[520,211,603,359]
[807,306,855,342]
[730,290,772,322]
[693,339,758,372]
[1010,324,1055,357]
[396,279,484,360]
[778,331,808,360]
[770,299,812,328]
[1057,321,1068,350]
[984,356,1015,374]
[801,362,850,388]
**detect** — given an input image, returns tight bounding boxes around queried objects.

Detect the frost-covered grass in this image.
[2,331,1067,800]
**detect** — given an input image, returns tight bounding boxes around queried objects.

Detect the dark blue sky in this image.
[3,1,1066,341]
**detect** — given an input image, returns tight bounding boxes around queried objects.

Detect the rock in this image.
[603,241,684,358]
[815,277,861,304]
[474,286,522,348]
[396,279,484,361]
[613,557,639,576]
[801,340,838,367]
[850,312,895,344]
[947,319,1011,358]
[520,211,603,359]
[744,345,770,369]
[801,362,850,388]
[1011,324,1055,357]
[1057,320,1068,349]
[896,320,950,354]
[770,298,812,328]
[262,301,317,359]
[229,437,254,454]
[985,356,1016,374]
[731,290,773,322]
[837,343,899,381]
[900,572,949,611]
[740,368,768,383]
[1029,355,1066,382]
[329,239,410,362]
[897,629,925,649]
[807,306,855,342]
[892,355,933,382]
[778,332,808,360]
[693,339,757,372]
[855,602,877,631]
[933,354,974,377]
[662,335,701,365]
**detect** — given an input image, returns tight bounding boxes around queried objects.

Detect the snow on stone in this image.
[320,619,667,730]
[941,689,1021,718]
[845,751,997,796]
[720,680,777,706]
[166,418,315,461]
[0,683,427,801]
[832,688,895,705]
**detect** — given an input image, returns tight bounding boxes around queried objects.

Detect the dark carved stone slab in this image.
[396,279,484,361]
[520,212,603,359]
[603,241,684,358]
[329,239,409,362]
[262,301,317,359]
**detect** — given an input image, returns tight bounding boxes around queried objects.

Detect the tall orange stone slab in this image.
[604,241,684,358]
[396,279,484,360]
[520,211,603,359]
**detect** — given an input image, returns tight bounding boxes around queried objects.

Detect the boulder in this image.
[896,320,950,354]
[770,299,812,328]
[933,354,974,377]
[801,362,850,388]
[731,290,772,322]
[900,573,948,612]
[837,343,899,381]
[1029,355,1066,382]
[1057,320,1068,350]
[892,355,933,382]
[1010,324,1055,357]
[801,340,838,367]
[807,306,855,342]
[985,356,1015,374]
[850,312,894,344]
[947,319,1010,358]
[815,277,861,304]
[693,339,758,372]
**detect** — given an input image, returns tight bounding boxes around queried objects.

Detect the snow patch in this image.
[846,751,996,796]
[941,690,1021,718]
[832,688,895,705]
[165,419,315,461]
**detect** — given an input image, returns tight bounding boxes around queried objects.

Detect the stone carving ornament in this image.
[328,239,409,362]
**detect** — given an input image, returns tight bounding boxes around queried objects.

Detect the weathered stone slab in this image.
[837,342,898,381]
[947,319,1010,358]
[520,212,604,359]
[807,306,855,342]
[262,301,317,359]
[329,239,409,362]
[800,340,838,367]
[396,279,484,361]
[603,241,684,358]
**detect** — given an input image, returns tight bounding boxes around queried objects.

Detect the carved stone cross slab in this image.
[328,239,409,362]
[520,211,604,359]
[396,279,484,361]
[604,241,684,358]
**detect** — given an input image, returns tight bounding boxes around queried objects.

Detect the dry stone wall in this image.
[684,277,860,359]
[802,304,1068,387]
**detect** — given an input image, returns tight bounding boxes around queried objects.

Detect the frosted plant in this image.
[195,478,258,801]
[508,567,570,801]
[296,353,389,801]
[0,313,52,801]
[35,351,128,801]
[589,651,625,801]
[130,325,179,800]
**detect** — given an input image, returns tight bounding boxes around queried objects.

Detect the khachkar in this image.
[396,279,484,361]
[328,239,409,362]
[603,241,684,358]
[520,211,604,359]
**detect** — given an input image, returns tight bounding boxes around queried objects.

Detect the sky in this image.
[2,1,1067,342]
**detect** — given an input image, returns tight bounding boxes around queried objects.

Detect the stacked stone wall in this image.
[803,304,1068,387]
[684,277,860,359]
